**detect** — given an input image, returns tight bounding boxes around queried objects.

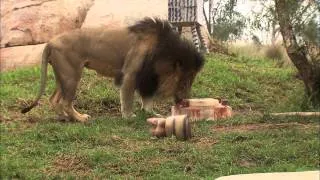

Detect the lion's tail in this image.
[21,44,50,114]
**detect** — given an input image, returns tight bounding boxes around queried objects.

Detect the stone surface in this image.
[215,171,319,180]
[172,98,232,121]
[1,0,94,47]
[0,44,46,71]
[82,0,167,28]
[0,0,214,72]
[0,0,169,71]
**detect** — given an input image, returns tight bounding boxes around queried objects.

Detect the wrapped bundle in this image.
[172,98,232,121]
[147,115,191,140]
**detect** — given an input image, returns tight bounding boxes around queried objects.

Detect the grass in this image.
[1,53,319,179]
[228,43,292,67]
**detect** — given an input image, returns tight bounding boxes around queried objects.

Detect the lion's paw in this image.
[76,114,91,122]
[122,113,136,119]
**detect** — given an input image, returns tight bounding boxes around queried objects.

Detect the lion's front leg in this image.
[120,74,136,118]
[141,96,153,112]
[141,97,162,117]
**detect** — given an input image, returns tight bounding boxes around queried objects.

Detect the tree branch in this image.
[270,112,320,117]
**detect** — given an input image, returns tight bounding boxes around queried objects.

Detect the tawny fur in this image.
[21,17,204,122]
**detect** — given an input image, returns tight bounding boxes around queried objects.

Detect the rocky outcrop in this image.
[0,44,46,71]
[0,0,168,71]
[82,0,167,28]
[1,0,94,47]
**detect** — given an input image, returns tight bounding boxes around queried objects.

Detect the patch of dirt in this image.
[153,101,172,115]
[44,154,92,177]
[1,98,47,124]
[1,111,40,123]
[74,98,121,117]
[0,108,43,132]
[191,137,219,148]
[237,159,257,168]
[74,97,173,117]
[213,122,318,133]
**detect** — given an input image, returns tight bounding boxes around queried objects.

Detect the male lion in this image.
[22,17,204,122]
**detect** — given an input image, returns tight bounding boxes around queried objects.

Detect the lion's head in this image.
[132,18,204,103]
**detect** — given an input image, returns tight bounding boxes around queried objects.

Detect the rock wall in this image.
[0,0,167,71]
[1,0,94,47]
[82,0,167,28]
[1,44,46,71]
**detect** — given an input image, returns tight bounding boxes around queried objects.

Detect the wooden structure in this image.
[168,0,209,53]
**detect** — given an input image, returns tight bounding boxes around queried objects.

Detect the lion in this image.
[21,17,204,122]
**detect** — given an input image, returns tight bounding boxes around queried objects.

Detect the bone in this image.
[147,115,191,140]
[173,98,232,121]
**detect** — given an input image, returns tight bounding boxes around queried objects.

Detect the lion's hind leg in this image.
[50,53,90,122]
[61,100,90,122]
[58,76,91,122]
[49,86,70,121]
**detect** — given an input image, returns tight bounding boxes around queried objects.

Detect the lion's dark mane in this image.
[129,17,204,98]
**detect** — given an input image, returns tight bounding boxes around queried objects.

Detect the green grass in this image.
[1,54,319,179]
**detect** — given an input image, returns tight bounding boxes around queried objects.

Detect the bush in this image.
[228,43,292,67]
[264,45,283,60]
[263,44,292,67]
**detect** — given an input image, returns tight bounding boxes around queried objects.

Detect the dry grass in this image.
[42,154,93,178]
[228,43,292,67]
[213,122,319,133]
